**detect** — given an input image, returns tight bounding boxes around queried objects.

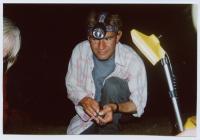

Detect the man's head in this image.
[3,18,21,70]
[87,12,122,60]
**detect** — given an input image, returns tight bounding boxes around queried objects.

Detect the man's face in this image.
[88,31,122,60]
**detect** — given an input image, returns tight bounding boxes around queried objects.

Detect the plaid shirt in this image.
[65,40,147,134]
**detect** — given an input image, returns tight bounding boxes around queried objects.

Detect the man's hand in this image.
[79,97,100,123]
[97,104,117,125]
[97,101,137,125]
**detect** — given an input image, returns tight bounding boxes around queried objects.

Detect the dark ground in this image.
[4,109,194,135]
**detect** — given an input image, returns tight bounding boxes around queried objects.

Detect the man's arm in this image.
[115,101,137,113]
[66,45,95,122]
[66,44,102,123]
[97,101,137,125]
[102,101,137,114]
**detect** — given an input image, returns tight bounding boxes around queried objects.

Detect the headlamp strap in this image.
[98,13,107,23]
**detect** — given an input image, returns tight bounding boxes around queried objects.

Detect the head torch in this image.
[88,13,118,40]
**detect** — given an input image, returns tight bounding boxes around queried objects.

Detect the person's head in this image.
[87,12,122,60]
[3,18,21,70]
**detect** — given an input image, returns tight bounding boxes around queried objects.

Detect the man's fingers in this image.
[97,116,105,125]
[85,106,97,118]
[89,116,100,124]
[98,106,110,116]
[97,105,113,125]
[91,101,100,113]
[82,97,100,115]
[104,113,112,122]
[98,116,106,123]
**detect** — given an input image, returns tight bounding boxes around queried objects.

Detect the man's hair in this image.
[87,11,123,32]
[3,18,21,70]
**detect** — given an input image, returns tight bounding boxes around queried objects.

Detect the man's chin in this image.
[96,55,109,61]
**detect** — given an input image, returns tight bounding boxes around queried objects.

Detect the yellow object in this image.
[184,116,196,129]
[130,29,166,65]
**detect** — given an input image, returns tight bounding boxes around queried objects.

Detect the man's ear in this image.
[116,31,122,43]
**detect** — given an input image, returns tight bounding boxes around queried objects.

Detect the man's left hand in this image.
[97,104,116,125]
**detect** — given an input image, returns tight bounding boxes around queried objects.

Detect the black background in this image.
[4,4,197,127]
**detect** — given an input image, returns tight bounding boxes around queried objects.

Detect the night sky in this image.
[3,4,197,126]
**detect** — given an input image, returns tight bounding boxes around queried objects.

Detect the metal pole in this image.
[161,56,184,132]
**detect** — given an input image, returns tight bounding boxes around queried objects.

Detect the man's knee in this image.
[101,77,131,100]
[102,77,123,97]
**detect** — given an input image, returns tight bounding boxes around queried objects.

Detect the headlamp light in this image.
[92,23,106,39]
[88,12,118,40]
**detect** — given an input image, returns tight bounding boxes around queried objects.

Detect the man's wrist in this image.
[113,103,119,113]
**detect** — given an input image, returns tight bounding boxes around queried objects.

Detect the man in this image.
[3,18,21,71]
[65,12,147,134]
[3,17,21,133]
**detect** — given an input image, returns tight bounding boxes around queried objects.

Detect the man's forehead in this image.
[105,32,116,36]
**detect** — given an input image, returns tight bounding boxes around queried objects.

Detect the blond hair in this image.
[3,18,21,70]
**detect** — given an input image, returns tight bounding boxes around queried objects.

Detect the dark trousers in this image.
[81,77,131,134]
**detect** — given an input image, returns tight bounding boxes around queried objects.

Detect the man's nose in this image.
[98,40,106,50]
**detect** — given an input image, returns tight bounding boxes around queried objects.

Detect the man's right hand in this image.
[79,97,100,123]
